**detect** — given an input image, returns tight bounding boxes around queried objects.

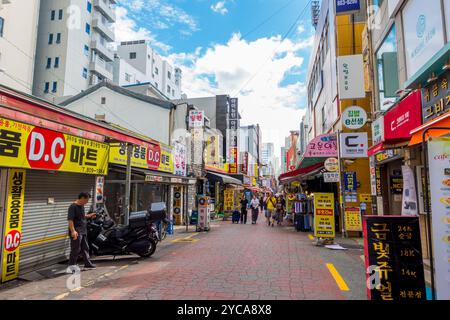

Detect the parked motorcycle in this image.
[87,202,167,258]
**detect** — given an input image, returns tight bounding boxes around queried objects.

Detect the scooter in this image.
[87,203,166,258]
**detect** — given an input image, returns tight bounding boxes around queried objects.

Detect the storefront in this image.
[205,170,242,216]
[0,85,150,282]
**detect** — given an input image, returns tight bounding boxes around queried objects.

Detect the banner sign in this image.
[0,117,109,175]
[401,165,418,216]
[428,137,450,299]
[304,134,337,158]
[344,207,362,232]
[314,193,335,238]
[229,147,238,174]
[337,54,365,100]
[109,142,173,174]
[344,172,357,193]
[173,142,186,176]
[2,169,26,282]
[363,216,426,300]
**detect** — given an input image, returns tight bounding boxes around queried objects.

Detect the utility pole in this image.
[124,143,133,225]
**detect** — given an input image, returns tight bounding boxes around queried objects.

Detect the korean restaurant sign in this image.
[337,54,366,100]
[314,193,335,238]
[384,91,422,141]
[363,216,426,300]
[0,117,109,175]
[421,71,450,123]
[109,142,173,174]
[428,137,450,299]
[304,134,337,158]
[1,169,26,282]
[188,110,204,128]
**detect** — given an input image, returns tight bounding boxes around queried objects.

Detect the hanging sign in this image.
[335,0,361,15]
[340,132,368,158]
[0,117,109,175]
[314,193,335,238]
[344,207,362,232]
[304,134,338,158]
[342,106,367,129]
[363,216,426,300]
[173,142,186,176]
[324,158,339,172]
[344,172,357,193]
[189,110,204,128]
[324,172,340,183]
[337,54,366,100]
[428,137,450,299]
[1,169,26,282]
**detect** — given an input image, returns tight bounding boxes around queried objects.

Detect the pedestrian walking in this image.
[67,192,97,274]
[266,193,277,227]
[250,195,260,224]
[259,194,267,220]
[275,197,284,226]
[240,195,249,224]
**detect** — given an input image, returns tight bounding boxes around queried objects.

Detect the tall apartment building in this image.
[33,0,117,102]
[261,142,275,177]
[114,40,182,100]
[0,0,41,94]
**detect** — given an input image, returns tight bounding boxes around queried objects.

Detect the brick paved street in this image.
[0,220,367,300]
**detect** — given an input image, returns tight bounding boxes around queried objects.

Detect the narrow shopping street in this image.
[0,220,366,300]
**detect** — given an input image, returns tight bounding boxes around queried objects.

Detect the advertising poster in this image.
[224,189,235,212]
[1,169,26,282]
[0,117,109,175]
[428,137,450,299]
[401,165,418,216]
[314,193,335,238]
[344,207,362,232]
[363,216,426,300]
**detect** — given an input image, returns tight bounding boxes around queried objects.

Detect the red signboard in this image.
[240,152,248,174]
[146,143,161,170]
[384,91,422,141]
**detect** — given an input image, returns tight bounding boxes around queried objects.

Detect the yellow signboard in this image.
[344,207,363,232]
[1,169,26,282]
[224,189,235,212]
[0,117,109,175]
[109,142,173,173]
[359,194,372,203]
[314,193,335,238]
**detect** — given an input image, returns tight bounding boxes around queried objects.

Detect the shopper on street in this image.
[240,196,249,224]
[260,194,267,221]
[275,196,284,226]
[266,193,277,227]
[250,195,260,224]
[67,192,97,274]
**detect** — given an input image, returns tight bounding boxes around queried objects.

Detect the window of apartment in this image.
[44,82,50,93]
[0,17,4,38]
[155,82,158,89]
[58,9,63,20]
[376,25,399,111]
[87,1,92,13]
[52,81,58,93]
[51,10,55,21]
[54,57,60,68]
[125,73,131,82]
[172,89,175,96]
[46,58,52,69]
[155,67,159,75]
[130,52,137,59]
[82,68,88,79]
[85,23,91,35]
[167,71,171,79]
[48,33,54,44]
[56,33,61,44]
[84,45,89,57]
[167,85,171,94]
[101,97,106,104]
[175,79,179,86]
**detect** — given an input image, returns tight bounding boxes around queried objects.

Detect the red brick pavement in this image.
[67,220,347,300]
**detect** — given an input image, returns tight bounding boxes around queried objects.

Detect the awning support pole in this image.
[337,130,346,239]
[124,143,133,225]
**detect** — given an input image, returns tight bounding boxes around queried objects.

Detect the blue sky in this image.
[115,0,315,155]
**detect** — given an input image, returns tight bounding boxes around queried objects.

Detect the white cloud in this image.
[211,1,228,15]
[114,6,172,52]
[167,33,307,152]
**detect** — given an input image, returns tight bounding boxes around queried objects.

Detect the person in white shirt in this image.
[250,195,260,225]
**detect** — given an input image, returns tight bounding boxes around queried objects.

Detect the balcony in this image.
[89,57,113,80]
[93,0,116,23]
[91,39,114,62]
[92,16,115,42]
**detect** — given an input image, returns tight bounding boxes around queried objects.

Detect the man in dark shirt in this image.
[240,196,249,224]
[67,192,97,273]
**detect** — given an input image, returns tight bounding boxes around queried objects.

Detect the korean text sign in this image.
[0,117,109,175]
[363,216,426,300]
[314,193,335,238]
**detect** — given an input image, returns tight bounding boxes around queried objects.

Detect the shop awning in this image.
[278,162,324,184]
[205,171,243,186]
[110,165,196,185]
[409,112,450,146]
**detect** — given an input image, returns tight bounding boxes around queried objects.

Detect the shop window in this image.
[376,25,399,111]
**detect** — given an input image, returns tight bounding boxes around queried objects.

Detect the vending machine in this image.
[197,195,211,232]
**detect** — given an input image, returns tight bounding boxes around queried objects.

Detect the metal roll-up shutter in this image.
[20,170,94,274]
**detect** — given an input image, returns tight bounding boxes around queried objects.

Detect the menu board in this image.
[363,216,426,300]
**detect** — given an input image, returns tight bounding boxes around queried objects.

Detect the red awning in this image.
[278,162,324,183]
[0,85,160,146]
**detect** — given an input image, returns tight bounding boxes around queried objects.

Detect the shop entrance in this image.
[379,159,403,215]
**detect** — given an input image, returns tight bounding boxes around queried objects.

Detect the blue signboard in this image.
[344,172,357,193]
[336,0,360,14]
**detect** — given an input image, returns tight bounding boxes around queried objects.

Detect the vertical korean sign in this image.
[314,193,335,238]
[428,137,450,299]
[363,216,426,300]
[2,169,26,282]
[337,54,366,100]
[228,98,239,174]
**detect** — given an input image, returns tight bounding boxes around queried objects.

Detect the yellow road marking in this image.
[326,263,350,291]
[308,235,314,241]
[54,293,70,300]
